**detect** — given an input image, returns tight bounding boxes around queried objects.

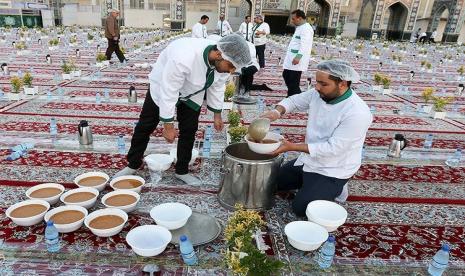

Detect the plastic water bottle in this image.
[445,149,462,167]
[45,220,61,253]
[424,134,434,149]
[0,88,4,99]
[202,137,211,158]
[361,145,366,160]
[104,88,110,102]
[428,244,450,276]
[46,90,52,101]
[370,105,376,114]
[179,235,198,265]
[205,125,213,140]
[5,151,24,161]
[257,96,265,114]
[50,118,57,136]
[117,135,125,154]
[96,92,101,104]
[11,143,34,152]
[317,235,336,269]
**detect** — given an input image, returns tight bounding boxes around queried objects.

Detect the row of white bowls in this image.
[74,172,146,193]
[285,200,348,252]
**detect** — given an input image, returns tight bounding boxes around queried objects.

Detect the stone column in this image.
[404,0,420,40]
[218,0,229,17]
[371,0,386,38]
[443,0,464,42]
[328,0,341,35]
[253,0,264,15]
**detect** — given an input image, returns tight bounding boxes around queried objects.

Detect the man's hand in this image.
[270,139,294,155]
[292,57,301,65]
[214,113,224,131]
[162,123,176,143]
[260,109,281,121]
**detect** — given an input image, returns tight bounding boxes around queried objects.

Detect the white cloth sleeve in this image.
[278,90,313,113]
[206,74,228,113]
[297,27,313,57]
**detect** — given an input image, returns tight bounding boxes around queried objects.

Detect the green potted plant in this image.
[457,66,464,80]
[96,52,107,67]
[426,62,433,73]
[144,40,152,49]
[22,72,37,95]
[373,73,383,92]
[69,36,77,45]
[133,44,142,54]
[9,76,22,100]
[381,75,391,94]
[224,82,236,102]
[421,87,434,113]
[431,96,453,119]
[15,41,27,54]
[227,110,241,127]
[61,61,73,80]
[69,59,81,77]
[48,38,59,50]
[227,125,248,144]
[87,33,94,42]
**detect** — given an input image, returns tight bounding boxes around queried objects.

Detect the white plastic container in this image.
[150,202,192,230]
[6,199,50,226]
[284,221,328,251]
[306,200,348,232]
[126,225,172,256]
[245,132,283,154]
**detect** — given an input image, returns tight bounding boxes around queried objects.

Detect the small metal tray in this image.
[170,212,222,246]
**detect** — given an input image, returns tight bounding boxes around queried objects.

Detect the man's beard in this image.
[317,89,339,103]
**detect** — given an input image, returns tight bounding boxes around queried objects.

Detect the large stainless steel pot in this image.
[218,143,283,210]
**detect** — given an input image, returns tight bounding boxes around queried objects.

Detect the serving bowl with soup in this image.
[109,175,145,193]
[26,183,65,204]
[74,172,109,191]
[245,132,283,154]
[101,190,140,213]
[84,208,128,237]
[44,205,88,233]
[60,187,99,209]
[6,199,50,226]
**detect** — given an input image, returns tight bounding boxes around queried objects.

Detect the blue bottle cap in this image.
[328,235,335,243]
[47,220,54,226]
[441,244,450,252]
[180,235,187,242]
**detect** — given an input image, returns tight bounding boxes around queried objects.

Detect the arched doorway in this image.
[306,0,330,36]
[356,0,376,38]
[385,2,408,40]
[430,5,449,42]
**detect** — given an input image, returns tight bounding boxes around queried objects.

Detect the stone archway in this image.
[428,0,463,42]
[356,0,377,38]
[306,0,332,35]
[385,1,409,40]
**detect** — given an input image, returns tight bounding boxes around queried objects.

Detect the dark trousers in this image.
[105,38,126,62]
[283,69,303,97]
[418,36,427,44]
[126,89,201,175]
[276,159,349,217]
[428,38,435,44]
[240,65,258,92]
[255,44,266,68]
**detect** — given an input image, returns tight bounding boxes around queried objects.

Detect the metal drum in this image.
[218,143,283,210]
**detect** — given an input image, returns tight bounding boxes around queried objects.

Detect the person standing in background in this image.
[429,29,437,43]
[238,16,253,41]
[282,10,313,97]
[192,15,209,38]
[251,15,270,68]
[217,14,233,37]
[104,9,126,62]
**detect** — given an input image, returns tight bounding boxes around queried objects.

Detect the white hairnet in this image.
[316,59,360,83]
[217,34,252,70]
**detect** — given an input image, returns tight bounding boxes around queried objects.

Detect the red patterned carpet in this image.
[1,33,465,275]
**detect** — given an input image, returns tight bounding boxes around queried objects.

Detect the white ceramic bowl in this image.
[126,225,172,257]
[284,221,328,251]
[6,199,50,226]
[306,200,348,232]
[101,190,140,213]
[245,132,283,154]
[144,154,174,171]
[60,187,99,209]
[84,208,128,237]
[73,171,109,192]
[109,175,146,193]
[44,205,88,233]
[169,148,199,166]
[150,202,192,230]
[26,183,65,204]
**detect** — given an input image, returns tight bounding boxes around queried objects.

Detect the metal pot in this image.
[217,143,283,210]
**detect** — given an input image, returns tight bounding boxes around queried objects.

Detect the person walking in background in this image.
[251,15,270,68]
[217,14,233,37]
[283,10,314,97]
[192,15,209,38]
[104,9,126,63]
[429,29,437,43]
[238,16,253,41]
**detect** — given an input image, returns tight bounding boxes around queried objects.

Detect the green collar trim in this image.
[203,45,215,69]
[327,88,352,105]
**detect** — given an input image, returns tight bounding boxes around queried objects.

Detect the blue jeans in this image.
[277,159,349,217]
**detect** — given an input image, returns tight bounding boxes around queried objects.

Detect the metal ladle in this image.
[248,118,271,142]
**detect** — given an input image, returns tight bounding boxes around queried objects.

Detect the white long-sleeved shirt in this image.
[217,20,233,37]
[251,22,270,46]
[192,22,207,38]
[278,88,373,179]
[283,22,314,71]
[148,38,229,122]
[238,22,253,41]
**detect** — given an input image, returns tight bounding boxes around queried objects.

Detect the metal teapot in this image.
[387,134,407,158]
[78,120,93,145]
